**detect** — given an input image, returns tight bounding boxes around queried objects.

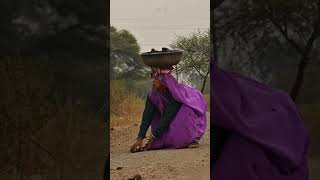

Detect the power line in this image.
[111,18,209,21]
[116,25,209,27]
[111,25,209,29]
[113,27,209,30]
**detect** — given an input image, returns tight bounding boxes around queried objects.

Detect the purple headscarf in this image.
[149,69,206,117]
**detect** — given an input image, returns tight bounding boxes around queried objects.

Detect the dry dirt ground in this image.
[110,113,210,180]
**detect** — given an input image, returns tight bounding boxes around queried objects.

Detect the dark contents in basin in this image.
[148,47,170,53]
[140,47,183,67]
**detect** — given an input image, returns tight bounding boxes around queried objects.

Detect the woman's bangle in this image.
[150,133,155,138]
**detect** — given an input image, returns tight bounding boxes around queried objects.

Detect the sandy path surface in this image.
[110,114,210,180]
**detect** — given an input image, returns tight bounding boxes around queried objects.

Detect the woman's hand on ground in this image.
[130,138,143,153]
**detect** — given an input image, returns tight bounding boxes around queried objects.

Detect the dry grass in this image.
[302,104,320,180]
[204,93,210,111]
[110,80,144,127]
[298,104,320,156]
[0,58,105,180]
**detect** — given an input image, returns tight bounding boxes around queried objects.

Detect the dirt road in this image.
[110,114,210,180]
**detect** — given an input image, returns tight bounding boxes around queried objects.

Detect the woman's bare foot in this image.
[188,141,199,148]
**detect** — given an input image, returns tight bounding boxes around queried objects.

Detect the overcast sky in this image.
[111,0,210,52]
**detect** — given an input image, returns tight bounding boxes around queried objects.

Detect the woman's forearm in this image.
[137,97,156,139]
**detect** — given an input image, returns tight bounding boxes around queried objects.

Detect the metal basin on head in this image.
[140,48,184,68]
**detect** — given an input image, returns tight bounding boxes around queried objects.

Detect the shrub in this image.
[0,57,105,180]
[110,80,144,126]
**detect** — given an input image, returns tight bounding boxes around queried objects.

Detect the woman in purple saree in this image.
[130,67,207,152]
[211,62,309,180]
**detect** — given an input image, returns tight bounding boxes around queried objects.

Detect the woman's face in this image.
[152,79,162,90]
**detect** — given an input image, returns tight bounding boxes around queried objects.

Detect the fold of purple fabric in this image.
[147,74,207,149]
[159,74,207,115]
[211,62,309,179]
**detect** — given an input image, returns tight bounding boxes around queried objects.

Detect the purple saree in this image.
[147,73,207,149]
[211,62,309,180]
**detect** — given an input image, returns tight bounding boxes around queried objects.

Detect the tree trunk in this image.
[200,77,207,93]
[266,0,320,101]
[289,23,318,101]
[175,65,179,82]
[201,71,210,93]
[290,58,308,101]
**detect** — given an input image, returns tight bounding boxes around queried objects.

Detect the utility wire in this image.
[115,25,209,27]
[111,18,209,21]
[112,27,209,30]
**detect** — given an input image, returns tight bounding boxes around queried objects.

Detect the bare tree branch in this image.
[265,0,305,54]
[214,0,226,9]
